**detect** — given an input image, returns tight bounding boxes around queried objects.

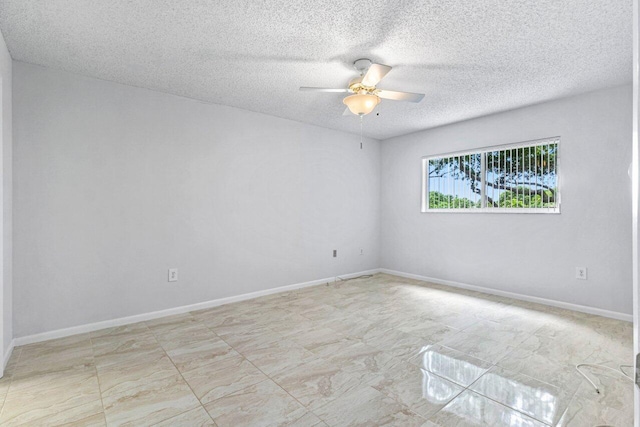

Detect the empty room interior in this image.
[0,1,639,426]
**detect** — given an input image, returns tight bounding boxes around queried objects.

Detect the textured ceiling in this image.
[0,0,632,140]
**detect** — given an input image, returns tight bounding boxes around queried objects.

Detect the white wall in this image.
[0,31,12,364]
[381,85,633,315]
[12,59,633,339]
[13,62,380,338]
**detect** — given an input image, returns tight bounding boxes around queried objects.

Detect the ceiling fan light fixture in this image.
[343,93,380,116]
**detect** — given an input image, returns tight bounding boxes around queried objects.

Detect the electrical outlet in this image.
[168,268,178,282]
[575,267,587,280]
[333,250,337,258]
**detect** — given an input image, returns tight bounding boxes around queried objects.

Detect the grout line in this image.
[88,336,107,419]
[141,320,217,426]
[195,313,316,420]
[463,388,554,426]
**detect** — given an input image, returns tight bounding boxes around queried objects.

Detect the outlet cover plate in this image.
[575,267,587,280]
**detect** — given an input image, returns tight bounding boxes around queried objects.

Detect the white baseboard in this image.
[380,268,633,322]
[14,268,381,347]
[14,266,629,347]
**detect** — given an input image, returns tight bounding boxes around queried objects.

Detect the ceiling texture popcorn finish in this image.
[0,0,631,139]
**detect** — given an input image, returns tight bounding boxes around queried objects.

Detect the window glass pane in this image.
[428,153,482,209]
[485,142,558,209]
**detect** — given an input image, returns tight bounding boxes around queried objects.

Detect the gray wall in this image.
[0,33,12,360]
[380,85,633,315]
[13,62,381,338]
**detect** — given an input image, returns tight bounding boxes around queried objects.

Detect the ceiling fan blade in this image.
[342,107,352,116]
[299,87,348,93]
[361,63,392,86]
[377,89,425,103]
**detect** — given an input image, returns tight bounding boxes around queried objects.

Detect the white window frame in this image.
[421,137,561,214]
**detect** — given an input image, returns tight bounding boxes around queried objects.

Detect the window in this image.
[422,138,559,213]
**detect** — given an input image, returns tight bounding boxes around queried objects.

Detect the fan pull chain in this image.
[360,114,363,149]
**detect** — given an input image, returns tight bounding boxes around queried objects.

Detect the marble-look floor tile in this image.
[152,406,215,426]
[314,385,427,426]
[15,334,94,379]
[95,349,178,394]
[101,372,200,426]
[0,376,10,412]
[190,305,233,323]
[268,316,320,338]
[57,411,107,426]
[167,338,239,374]
[215,327,283,354]
[397,318,460,343]
[3,347,22,378]
[205,379,307,427]
[284,412,327,427]
[572,365,634,412]
[361,327,428,360]
[516,332,599,365]
[242,340,317,377]
[318,315,378,339]
[289,327,348,351]
[300,303,341,321]
[428,390,547,427]
[428,312,479,330]
[94,343,165,370]
[461,319,533,344]
[271,357,364,411]
[584,340,634,367]
[205,313,262,336]
[555,394,633,426]
[20,333,93,353]
[149,320,211,344]
[369,360,464,419]
[153,324,238,373]
[90,322,149,339]
[181,354,268,405]
[469,366,572,425]
[497,347,584,394]
[92,330,160,360]
[145,313,197,333]
[440,330,515,363]
[0,368,103,426]
[335,344,398,382]
[409,344,492,387]
[0,349,21,415]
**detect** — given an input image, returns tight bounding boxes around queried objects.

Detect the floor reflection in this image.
[417,345,560,425]
[420,368,462,405]
[416,344,490,387]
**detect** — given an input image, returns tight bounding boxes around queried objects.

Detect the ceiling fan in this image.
[300,58,425,117]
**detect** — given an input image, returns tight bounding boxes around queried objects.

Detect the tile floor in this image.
[0,273,633,426]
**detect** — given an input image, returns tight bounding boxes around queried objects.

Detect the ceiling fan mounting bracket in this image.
[353,58,372,75]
